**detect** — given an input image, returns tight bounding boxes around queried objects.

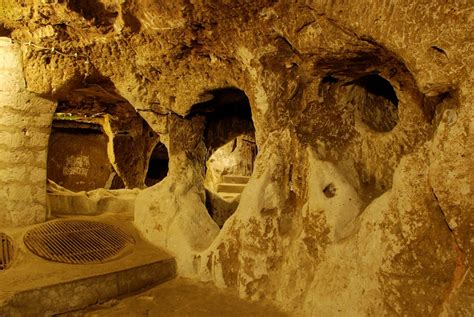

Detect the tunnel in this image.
[190,88,257,227]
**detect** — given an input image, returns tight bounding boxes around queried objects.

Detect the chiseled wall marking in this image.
[63,155,90,177]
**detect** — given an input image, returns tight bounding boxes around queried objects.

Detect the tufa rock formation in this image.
[0,0,472,315]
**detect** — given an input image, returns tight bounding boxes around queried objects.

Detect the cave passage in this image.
[352,74,399,132]
[191,88,257,227]
[145,142,169,187]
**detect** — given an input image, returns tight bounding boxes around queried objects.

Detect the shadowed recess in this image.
[353,74,399,132]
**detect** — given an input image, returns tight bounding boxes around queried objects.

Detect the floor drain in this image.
[24,220,135,264]
[0,232,13,271]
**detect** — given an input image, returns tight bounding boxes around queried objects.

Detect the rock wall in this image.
[0,1,472,315]
[47,127,114,191]
[0,38,55,227]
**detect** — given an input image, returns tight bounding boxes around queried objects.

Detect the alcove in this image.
[47,85,158,192]
[47,100,122,192]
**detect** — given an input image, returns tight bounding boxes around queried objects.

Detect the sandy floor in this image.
[66,278,289,317]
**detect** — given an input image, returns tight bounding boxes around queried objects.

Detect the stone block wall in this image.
[0,38,55,227]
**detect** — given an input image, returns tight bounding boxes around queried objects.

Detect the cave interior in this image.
[0,1,472,316]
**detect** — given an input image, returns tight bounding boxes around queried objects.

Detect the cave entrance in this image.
[190,88,257,227]
[145,142,169,187]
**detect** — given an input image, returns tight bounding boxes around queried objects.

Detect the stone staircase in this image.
[216,175,250,200]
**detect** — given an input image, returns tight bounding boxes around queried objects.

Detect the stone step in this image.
[0,217,176,316]
[222,175,251,184]
[216,183,247,194]
[219,192,241,201]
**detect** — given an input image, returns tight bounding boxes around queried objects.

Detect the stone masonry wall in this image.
[0,37,55,227]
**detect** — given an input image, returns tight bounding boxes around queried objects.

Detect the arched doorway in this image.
[190,88,257,227]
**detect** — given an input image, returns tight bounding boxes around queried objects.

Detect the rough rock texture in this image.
[47,180,138,217]
[0,1,472,315]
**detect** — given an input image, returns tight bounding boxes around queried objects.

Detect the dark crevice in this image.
[431,188,469,303]
[432,190,453,235]
[188,88,251,118]
[431,188,465,253]
[321,75,339,84]
[296,19,316,33]
[137,108,177,117]
[352,74,399,132]
[431,46,448,57]
[121,12,141,33]
[274,35,301,57]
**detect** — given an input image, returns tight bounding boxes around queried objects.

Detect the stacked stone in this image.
[0,38,55,227]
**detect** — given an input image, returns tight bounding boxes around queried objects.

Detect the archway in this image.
[47,85,158,192]
[190,88,257,227]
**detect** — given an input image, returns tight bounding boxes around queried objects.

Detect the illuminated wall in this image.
[0,38,55,226]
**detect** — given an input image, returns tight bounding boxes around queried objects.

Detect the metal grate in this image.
[24,220,135,264]
[0,232,13,271]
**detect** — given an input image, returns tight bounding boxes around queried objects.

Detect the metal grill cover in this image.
[24,220,135,264]
[0,232,13,271]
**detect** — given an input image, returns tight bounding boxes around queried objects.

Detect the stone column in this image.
[0,38,55,227]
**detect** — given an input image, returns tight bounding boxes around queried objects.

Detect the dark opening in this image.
[321,75,339,84]
[353,74,399,132]
[354,74,398,106]
[0,25,12,37]
[67,0,118,26]
[431,46,447,56]
[145,142,169,187]
[323,183,336,198]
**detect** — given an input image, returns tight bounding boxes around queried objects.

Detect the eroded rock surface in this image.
[0,0,472,315]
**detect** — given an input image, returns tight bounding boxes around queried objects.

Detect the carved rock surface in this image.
[0,0,472,315]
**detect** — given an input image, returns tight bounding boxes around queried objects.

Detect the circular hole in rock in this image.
[323,183,336,198]
[353,74,399,132]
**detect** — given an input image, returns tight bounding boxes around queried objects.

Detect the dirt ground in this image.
[65,277,289,317]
